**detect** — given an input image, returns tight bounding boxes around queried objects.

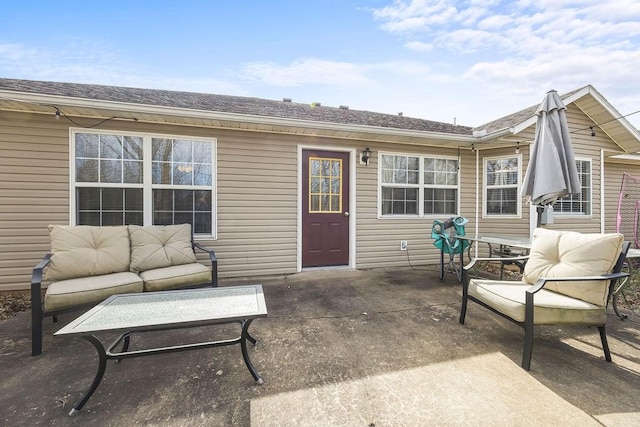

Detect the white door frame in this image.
[297,145,357,272]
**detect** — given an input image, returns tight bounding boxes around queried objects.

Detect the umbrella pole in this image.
[536,205,544,227]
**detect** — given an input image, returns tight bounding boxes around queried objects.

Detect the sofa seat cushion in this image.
[140,263,211,292]
[129,224,197,273]
[523,228,624,306]
[468,278,606,325]
[44,272,143,311]
[46,225,131,281]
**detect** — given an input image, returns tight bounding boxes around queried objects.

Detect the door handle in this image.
[344,212,350,216]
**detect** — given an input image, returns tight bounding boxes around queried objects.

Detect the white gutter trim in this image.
[475,127,514,142]
[600,149,605,233]
[474,147,479,257]
[0,90,478,143]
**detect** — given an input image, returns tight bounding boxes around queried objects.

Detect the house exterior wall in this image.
[0,111,70,293]
[353,143,476,269]
[1,102,638,291]
[473,104,628,239]
[0,110,474,291]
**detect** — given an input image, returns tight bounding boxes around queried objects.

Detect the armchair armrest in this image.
[526,271,629,295]
[193,242,218,287]
[31,253,52,290]
[193,242,217,262]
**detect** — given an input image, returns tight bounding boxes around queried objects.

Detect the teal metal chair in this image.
[432,216,469,281]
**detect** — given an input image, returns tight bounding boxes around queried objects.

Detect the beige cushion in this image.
[129,224,196,273]
[44,272,143,311]
[523,228,624,306]
[45,225,131,281]
[140,263,212,292]
[468,279,606,325]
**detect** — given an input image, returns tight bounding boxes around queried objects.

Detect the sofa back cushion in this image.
[45,225,131,281]
[129,224,196,273]
[523,228,624,306]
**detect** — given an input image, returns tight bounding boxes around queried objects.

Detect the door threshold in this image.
[302,265,351,272]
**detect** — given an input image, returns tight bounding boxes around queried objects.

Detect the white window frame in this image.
[377,151,460,218]
[69,128,217,238]
[554,158,592,217]
[483,154,522,218]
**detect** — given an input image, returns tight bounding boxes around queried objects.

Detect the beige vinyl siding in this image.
[550,105,620,234]
[603,162,626,235]
[0,111,70,292]
[1,102,636,291]
[355,143,471,269]
[0,113,303,290]
[215,132,298,277]
[474,104,625,238]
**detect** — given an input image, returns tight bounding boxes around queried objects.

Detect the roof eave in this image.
[0,90,477,145]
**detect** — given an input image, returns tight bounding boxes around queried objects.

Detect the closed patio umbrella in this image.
[521,90,580,227]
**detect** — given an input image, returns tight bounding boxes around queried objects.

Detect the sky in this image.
[1,0,640,129]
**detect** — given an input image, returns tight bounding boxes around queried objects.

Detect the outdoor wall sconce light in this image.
[361,147,372,165]
[515,141,520,154]
[54,108,61,120]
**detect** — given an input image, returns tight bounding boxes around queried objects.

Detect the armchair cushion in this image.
[129,224,197,273]
[468,279,606,325]
[522,228,624,306]
[45,225,131,281]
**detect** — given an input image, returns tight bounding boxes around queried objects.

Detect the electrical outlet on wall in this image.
[400,241,408,251]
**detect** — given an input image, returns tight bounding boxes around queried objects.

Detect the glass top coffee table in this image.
[55,285,267,415]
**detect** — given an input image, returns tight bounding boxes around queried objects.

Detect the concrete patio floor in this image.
[1,265,640,426]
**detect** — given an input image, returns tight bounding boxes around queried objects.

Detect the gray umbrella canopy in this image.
[521,90,580,218]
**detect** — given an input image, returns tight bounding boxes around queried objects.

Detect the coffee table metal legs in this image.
[69,335,107,416]
[241,319,263,384]
[69,323,262,415]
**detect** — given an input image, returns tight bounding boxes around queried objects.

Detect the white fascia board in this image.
[510,117,536,135]
[605,153,640,164]
[566,85,640,141]
[0,90,476,144]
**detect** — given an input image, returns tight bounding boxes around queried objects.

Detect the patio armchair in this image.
[459,228,629,370]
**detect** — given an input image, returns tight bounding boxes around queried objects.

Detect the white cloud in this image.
[242,59,374,87]
[477,14,512,30]
[373,0,460,32]
[405,41,434,51]
[369,0,640,128]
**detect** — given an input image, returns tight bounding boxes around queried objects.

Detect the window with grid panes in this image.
[554,159,591,215]
[380,153,458,216]
[73,131,215,236]
[484,156,520,216]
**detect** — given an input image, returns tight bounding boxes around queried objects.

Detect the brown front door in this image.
[302,149,350,267]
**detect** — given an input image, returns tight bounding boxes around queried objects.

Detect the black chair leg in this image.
[598,326,612,362]
[522,321,534,370]
[459,294,468,324]
[31,309,43,356]
[31,285,43,356]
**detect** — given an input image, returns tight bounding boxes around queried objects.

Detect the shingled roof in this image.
[0,78,473,135]
[473,88,586,133]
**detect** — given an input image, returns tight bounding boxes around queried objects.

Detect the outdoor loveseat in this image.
[31,223,217,356]
[460,228,629,370]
